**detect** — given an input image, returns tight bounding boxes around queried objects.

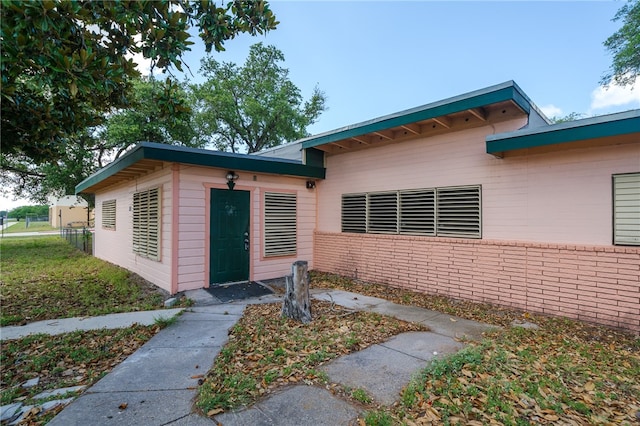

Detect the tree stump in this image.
[282,260,312,323]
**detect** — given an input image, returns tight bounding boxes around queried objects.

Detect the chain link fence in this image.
[61,227,93,255]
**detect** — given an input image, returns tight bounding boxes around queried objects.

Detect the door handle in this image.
[244,231,249,251]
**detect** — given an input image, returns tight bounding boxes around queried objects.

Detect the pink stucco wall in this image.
[313,119,640,332]
[93,162,316,294]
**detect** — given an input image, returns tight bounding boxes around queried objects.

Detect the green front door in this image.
[210,189,250,284]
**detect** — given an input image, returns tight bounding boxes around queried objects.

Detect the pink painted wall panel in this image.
[174,165,317,290]
[94,166,173,293]
[317,119,640,245]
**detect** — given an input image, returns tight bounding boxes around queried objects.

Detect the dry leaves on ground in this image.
[197,301,427,414]
[1,325,161,425]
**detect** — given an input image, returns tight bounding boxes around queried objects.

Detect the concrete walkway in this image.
[6,289,496,425]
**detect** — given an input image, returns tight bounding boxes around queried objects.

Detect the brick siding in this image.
[314,232,640,333]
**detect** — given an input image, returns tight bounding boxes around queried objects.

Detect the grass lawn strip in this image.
[0,237,170,326]
[197,301,427,415]
[2,221,56,234]
[0,325,161,425]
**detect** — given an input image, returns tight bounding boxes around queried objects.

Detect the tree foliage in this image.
[101,77,199,158]
[193,43,326,153]
[7,205,49,220]
[602,0,640,86]
[1,0,277,202]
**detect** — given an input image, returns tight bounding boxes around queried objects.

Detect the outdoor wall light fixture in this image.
[226,171,239,190]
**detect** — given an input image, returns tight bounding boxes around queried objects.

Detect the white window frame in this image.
[264,192,297,257]
[132,187,161,261]
[613,172,640,246]
[101,199,116,230]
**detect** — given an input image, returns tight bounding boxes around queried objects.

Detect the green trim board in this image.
[300,81,538,149]
[486,110,640,155]
[76,142,326,194]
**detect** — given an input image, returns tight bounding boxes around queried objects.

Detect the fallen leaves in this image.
[196,301,427,415]
[1,325,161,425]
[314,272,640,425]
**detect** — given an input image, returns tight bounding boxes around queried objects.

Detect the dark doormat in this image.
[205,281,273,303]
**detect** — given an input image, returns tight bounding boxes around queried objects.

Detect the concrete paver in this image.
[213,385,360,426]
[321,331,464,405]
[18,288,496,426]
[0,309,185,341]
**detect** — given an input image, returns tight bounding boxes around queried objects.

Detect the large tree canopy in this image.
[193,43,326,153]
[1,0,278,164]
[1,77,197,205]
[602,0,640,86]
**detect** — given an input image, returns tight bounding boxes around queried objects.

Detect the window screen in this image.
[341,193,366,233]
[400,189,435,235]
[102,199,116,230]
[133,187,160,260]
[264,192,297,256]
[436,186,481,238]
[341,185,481,238]
[613,173,640,246]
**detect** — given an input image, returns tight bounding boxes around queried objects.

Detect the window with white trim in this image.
[264,192,297,257]
[341,185,481,238]
[133,187,161,260]
[101,199,116,230]
[613,172,640,246]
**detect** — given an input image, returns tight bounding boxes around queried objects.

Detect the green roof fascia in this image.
[486,109,640,154]
[301,81,533,149]
[76,142,325,194]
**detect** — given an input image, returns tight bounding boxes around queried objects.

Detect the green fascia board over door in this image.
[486,110,640,155]
[76,142,326,194]
[300,81,533,150]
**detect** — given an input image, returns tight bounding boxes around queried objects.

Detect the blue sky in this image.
[3,1,638,210]
[175,0,639,135]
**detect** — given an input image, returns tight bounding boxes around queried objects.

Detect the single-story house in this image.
[76,81,639,333]
[48,195,93,228]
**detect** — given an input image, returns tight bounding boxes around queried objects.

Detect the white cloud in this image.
[540,104,563,118]
[590,77,640,113]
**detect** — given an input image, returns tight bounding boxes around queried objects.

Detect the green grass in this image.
[399,322,640,425]
[3,221,56,233]
[0,236,167,325]
[1,326,159,407]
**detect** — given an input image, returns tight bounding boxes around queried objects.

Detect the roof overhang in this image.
[486,109,640,157]
[300,81,539,154]
[76,142,326,194]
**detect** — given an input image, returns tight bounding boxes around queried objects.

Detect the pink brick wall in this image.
[313,232,640,333]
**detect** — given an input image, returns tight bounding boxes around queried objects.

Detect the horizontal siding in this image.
[175,166,317,290]
[94,166,173,293]
[317,119,640,245]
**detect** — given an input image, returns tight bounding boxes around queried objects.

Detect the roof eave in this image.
[76,143,326,195]
[301,81,533,150]
[486,110,640,155]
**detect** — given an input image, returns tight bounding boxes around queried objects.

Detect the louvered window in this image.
[133,187,161,261]
[400,189,435,235]
[342,193,366,233]
[264,192,297,257]
[436,186,481,238]
[613,172,640,246]
[341,185,481,238]
[102,199,116,230]
[368,192,398,233]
